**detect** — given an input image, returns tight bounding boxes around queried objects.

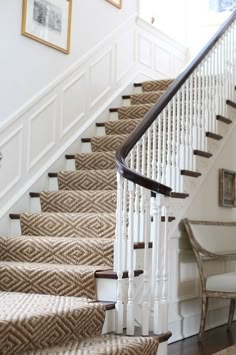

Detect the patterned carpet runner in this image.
[27,335,159,354]
[0,78,172,353]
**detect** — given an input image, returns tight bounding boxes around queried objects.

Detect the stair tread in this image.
[193,150,213,158]
[206,131,223,140]
[57,170,117,191]
[38,190,117,213]
[20,212,116,239]
[0,235,114,267]
[28,334,159,354]
[0,291,108,353]
[226,99,236,109]
[74,151,116,170]
[216,114,232,124]
[181,170,201,177]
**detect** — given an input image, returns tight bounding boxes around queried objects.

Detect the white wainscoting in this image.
[0,16,187,232]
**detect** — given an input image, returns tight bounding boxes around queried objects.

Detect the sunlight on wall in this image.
[139,0,235,58]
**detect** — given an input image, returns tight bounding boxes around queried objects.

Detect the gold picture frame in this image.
[105,0,122,9]
[219,169,236,207]
[22,0,72,54]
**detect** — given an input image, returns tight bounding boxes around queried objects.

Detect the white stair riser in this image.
[48,177,59,191]
[65,159,76,171]
[102,309,115,334]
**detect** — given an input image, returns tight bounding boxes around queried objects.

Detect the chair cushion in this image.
[206,272,236,292]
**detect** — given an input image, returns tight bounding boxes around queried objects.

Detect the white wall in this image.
[0,2,187,234]
[0,0,137,122]
[186,121,236,221]
[139,0,233,59]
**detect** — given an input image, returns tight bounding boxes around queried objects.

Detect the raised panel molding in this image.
[89,48,113,109]
[61,71,87,137]
[138,34,153,68]
[0,126,23,199]
[154,45,172,76]
[116,30,135,81]
[27,96,57,170]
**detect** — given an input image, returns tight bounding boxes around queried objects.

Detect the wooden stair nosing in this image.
[216,115,232,124]
[181,170,201,178]
[95,270,143,279]
[122,95,131,99]
[81,137,91,143]
[109,108,119,113]
[48,172,58,178]
[96,122,106,127]
[206,131,223,140]
[170,192,189,199]
[9,213,20,220]
[226,99,236,109]
[89,301,116,311]
[193,150,213,158]
[133,83,142,87]
[29,192,40,198]
[65,154,75,159]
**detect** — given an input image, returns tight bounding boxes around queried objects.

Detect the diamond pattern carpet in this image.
[27,335,159,354]
[0,78,172,352]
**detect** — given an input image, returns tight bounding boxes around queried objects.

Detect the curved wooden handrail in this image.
[116,10,236,195]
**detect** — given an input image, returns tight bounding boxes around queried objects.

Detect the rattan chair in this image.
[183,219,236,338]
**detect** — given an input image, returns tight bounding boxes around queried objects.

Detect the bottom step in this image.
[27,334,159,355]
[0,292,108,355]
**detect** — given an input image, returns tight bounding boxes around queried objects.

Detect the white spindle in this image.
[161,203,169,333]
[115,173,124,334]
[162,109,167,185]
[127,180,135,335]
[134,142,141,242]
[153,195,162,334]
[142,189,151,335]
[171,96,177,190]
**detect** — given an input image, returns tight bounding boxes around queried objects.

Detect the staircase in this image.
[1,9,236,355]
[0,80,173,354]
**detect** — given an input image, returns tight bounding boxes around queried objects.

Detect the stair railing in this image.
[114,10,236,336]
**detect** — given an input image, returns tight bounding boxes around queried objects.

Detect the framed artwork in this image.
[219,169,236,207]
[105,0,122,9]
[22,0,72,54]
[209,0,236,12]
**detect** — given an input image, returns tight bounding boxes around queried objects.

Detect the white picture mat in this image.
[25,0,69,50]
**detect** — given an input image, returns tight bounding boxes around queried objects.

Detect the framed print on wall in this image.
[22,0,72,54]
[219,169,236,207]
[105,0,122,9]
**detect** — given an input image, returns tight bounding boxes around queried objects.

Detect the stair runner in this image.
[0,78,172,353]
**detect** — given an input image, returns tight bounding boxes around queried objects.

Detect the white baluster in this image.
[161,202,169,333]
[153,194,163,334]
[122,179,128,270]
[189,76,194,171]
[142,189,151,335]
[171,96,178,191]
[166,103,172,187]
[152,120,157,181]
[162,108,167,185]
[115,173,124,334]
[134,142,141,242]
[127,180,135,335]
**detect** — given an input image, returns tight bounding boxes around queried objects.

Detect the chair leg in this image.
[199,295,208,339]
[227,299,235,331]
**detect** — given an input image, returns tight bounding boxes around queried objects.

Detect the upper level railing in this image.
[114,10,236,339]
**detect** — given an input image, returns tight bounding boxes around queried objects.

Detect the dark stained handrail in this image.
[115,10,236,196]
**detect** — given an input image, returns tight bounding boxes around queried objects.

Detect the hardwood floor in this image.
[168,322,236,355]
